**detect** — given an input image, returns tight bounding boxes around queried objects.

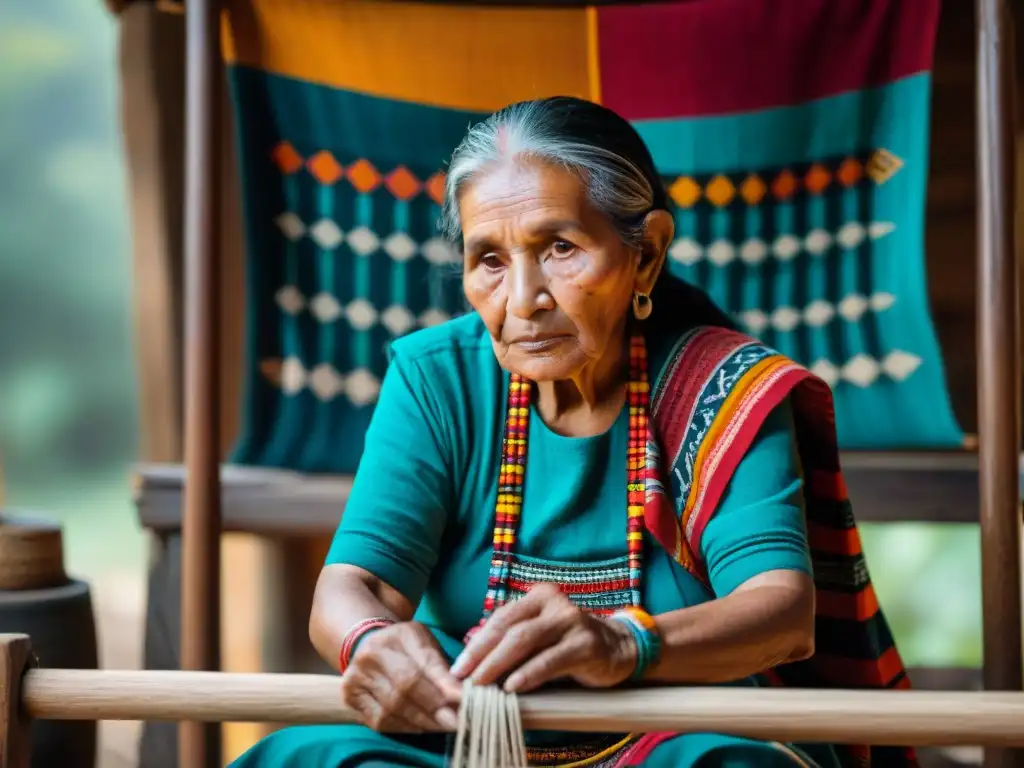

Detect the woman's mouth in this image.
[512,335,570,352]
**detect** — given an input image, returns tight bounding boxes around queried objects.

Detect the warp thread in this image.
[450,681,528,767]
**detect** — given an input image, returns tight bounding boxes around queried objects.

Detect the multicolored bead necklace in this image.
[478,334,650,623]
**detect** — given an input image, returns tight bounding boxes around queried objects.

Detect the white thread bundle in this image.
[450,681,528,767]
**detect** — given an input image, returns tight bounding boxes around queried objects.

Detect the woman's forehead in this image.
[459,159,598,236]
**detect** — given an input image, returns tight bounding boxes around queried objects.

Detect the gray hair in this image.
[439,98,661,250]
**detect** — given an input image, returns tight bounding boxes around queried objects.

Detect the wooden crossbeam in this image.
[14,666,1024,748]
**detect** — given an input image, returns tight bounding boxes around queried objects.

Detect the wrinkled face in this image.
[459,159,641,382]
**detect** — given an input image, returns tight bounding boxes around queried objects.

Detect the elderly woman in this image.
[233,97,911,768]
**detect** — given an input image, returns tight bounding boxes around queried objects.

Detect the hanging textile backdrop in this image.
[224,0,961,474]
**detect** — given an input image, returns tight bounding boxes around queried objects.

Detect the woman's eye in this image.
[480,253,503,269]
[552,240,576,257]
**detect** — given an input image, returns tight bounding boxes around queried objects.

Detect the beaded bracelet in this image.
[339,617,395,673]
[608,607,662,682]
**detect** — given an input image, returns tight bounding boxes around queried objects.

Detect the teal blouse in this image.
[232,314,839,768]
[326,313,811,661]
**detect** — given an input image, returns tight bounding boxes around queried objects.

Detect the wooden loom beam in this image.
[180,0,223,764]
[5,657,1024,750]
[976,2,1023,767]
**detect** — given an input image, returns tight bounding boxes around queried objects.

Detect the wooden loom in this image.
[14,0,1018,767]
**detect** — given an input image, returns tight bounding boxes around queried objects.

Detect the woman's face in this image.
[460,158,667,382]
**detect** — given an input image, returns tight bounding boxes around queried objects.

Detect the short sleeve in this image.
[698,398,812,597]
[325,348,452,605]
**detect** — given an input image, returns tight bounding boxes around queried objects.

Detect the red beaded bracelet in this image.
[339,617,395,672]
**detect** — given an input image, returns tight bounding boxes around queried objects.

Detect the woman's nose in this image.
[505,258,552,320]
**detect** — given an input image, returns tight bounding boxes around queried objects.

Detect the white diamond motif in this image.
[707,240,735,267]
[657,221,897,268]
[771,307,801,332]
[274,285,305,315]
[803,300,835,327]
[882,350,922,381]
[811,360,840,388]
[280,357,307,395]
[842,354,881,387]
[381,305,415,336]
[838,294,869,322]
[869,292,896,312]
[345,368,381,406]
[422,238,459,266]
[804,229,833,255]
[772,235,801,261]
[275,212,306,242]
[345,299,378,330]
[868,221,896,240]
[669,238,703,266]
[347,226,379,256]
[310,219,343,250]
[419,309,450,327]
[836,222,866,249]
[310,292,343,323]
[309,363,345,401]
[383,232,418,262]
[739,239,768,265]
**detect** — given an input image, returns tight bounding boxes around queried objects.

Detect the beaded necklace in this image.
[479,334,650,622]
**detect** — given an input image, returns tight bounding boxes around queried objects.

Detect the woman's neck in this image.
[533,335,629,438]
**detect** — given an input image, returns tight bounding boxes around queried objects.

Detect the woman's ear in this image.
[635,209,674,295]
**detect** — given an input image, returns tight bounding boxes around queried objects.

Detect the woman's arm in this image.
[308,564,416,673]
[308,345,453,670]
[647,396,815,683]
[645,569,814,684]
[308,344,462,731]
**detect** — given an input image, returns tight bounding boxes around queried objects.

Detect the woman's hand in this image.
[451,584,637,693]
[341,621,462,733]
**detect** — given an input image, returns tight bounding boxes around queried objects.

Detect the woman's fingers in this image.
[357,691,428,733]
[378,675,454,732]
[420,653,463,713]
[451,584,557,679]
[468,616,562,686]
[502,635,585,693]
[344,621,463,732]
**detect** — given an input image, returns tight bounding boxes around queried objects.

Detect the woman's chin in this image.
[505,354,581,383]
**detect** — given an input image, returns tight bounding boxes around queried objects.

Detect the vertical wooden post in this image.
[976,1,1023,767]
[0,634,33,768]
[179,0,223,764]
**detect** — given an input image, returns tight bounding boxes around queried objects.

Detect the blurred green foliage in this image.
[0,1,141,569]
[0,1,982,667]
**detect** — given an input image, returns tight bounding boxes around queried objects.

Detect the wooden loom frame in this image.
[17,1,1015,767]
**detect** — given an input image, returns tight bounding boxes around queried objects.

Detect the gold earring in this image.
[632,291,653,320]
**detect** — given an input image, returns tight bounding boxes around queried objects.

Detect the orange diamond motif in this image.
[705,175,735,207]
[385,166,422,200]
[739,174,767,205]
[804,164,831,195]
[668,176,701,208]
[271,141,303,175]
[772,170,799,200]
[306,150,344,185]
[836,158,864,187]
[866,149,904,184]
[346,158,382,193]
[425,172,446,206]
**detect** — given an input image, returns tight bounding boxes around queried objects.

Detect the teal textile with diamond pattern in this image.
[226,0,962,474]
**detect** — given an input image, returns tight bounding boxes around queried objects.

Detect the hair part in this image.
[439,97,670,249]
